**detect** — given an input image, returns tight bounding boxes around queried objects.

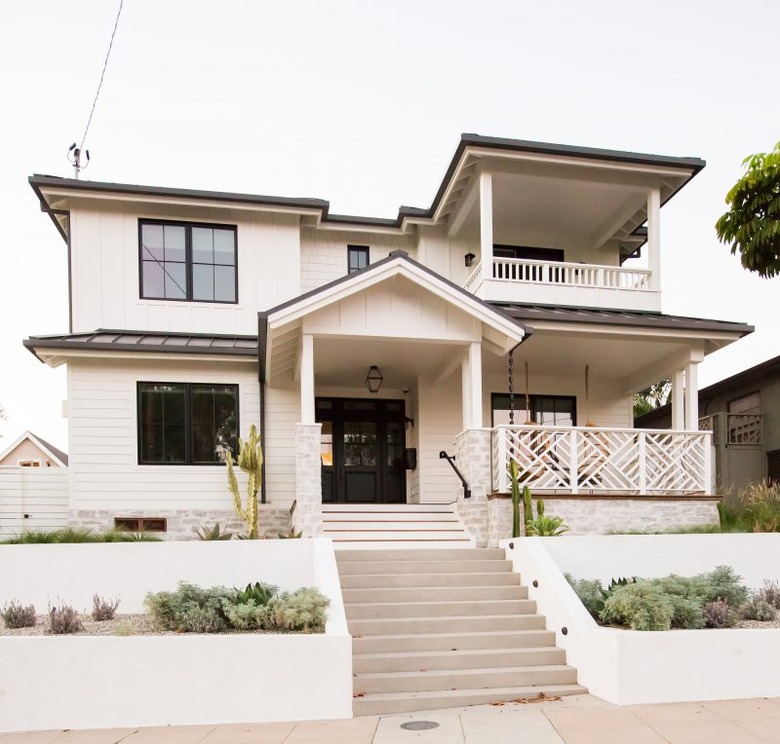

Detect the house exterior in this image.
[24,134,753,543]
[637,354,780,498]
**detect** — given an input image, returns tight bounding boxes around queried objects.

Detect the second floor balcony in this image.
[463,256,659,312]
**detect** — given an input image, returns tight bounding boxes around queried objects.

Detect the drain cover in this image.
[400,720,440,731]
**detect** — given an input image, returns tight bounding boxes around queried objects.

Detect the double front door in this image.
[317,398,406,504]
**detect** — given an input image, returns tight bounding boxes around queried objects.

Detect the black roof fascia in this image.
[30,135,705,235]
[263,250,529,339]
[697,354,780,403]
[492,302,754,336]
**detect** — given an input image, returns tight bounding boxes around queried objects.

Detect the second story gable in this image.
[30,134,705,336]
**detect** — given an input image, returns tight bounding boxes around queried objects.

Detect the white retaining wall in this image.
[0,539,351,732]
[503,535,780,705]
[0,467,68,538]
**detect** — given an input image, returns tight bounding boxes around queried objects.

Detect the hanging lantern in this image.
[365,365,383,394]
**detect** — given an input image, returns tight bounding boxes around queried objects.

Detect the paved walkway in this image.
[3,695,780,743]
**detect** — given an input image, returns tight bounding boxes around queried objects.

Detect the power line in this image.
[79,0,125,150]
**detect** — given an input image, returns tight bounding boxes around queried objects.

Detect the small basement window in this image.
[114,517,168,533]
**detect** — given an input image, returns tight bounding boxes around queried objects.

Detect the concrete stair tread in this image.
[353,629,554,644]
[356,647,560,661]
[355,664,576,681]
[336,548,504,561]
[342,586,527,602]
[352,684,588,716]
[339,572,522,588]
[346,598,536,618]
[337,560,511,574]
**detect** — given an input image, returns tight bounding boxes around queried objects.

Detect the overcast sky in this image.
[1,0,778,450]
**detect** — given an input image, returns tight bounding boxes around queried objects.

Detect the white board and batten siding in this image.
[0,468,68,537]
[67,359,260,512]
[68,207,302,336]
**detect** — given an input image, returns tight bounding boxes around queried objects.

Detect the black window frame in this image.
[491,393,577,427]
[137,382,240,465]
[494,244,565,262]
[347,245,370,274]
[138,219,238,304]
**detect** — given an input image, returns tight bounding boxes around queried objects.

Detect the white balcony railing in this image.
[464,258,651,294]
[492,425,712,495]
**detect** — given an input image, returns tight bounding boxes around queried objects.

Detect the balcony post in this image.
[685,361,699,431]
[647,188,661,291]
[300,333,315,425]
[461,341,483,430]
[638,431,647,495]
[568,428,578,494]
[479,171,493,275]
[671,368,685,430]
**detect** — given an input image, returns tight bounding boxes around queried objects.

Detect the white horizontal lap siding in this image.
[69,205,300,335]
[300,228,415,294]
[67,360,259,512]
[418,379,462,503]
[263,387,299,507]
[0,469,68,536]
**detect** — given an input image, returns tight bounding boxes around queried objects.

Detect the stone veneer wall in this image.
[70,505,292,541]
[486,496,720,546]
[453,429,492,547]
[294,423,323,537]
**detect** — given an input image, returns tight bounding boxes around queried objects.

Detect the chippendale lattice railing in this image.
[491,425,713,495]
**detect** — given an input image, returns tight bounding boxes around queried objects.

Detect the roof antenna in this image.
[67,143,90,179]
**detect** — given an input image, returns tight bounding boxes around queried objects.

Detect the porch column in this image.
[479,171,493,269]
[647,188,661,291]
[461,342,483,430]
[671,368,685,430]
[300,333,315,424]
[685,361,699,431]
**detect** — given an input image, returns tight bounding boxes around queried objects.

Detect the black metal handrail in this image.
[439,451,471,499]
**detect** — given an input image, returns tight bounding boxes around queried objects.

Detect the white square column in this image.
[685,361,699,431]
[461,341,483,430]
[647,188,661,291]
[299,333,315,425]
[671,368,685,430]
[479,171,493,268]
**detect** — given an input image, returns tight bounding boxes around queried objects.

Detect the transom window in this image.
[137,382,239,465]
[492,393,577,427]
[139,220,237,303]
[348,245,369,274]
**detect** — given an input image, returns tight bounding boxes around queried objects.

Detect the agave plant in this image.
[193,523,233,541]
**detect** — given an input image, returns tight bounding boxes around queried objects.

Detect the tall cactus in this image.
[226,424,263,539]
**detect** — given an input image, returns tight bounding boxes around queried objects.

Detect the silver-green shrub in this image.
[600,582,674,631]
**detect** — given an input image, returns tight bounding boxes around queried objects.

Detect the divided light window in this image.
[347,245,369,274]
[139,220,238,303]
[492,393,577,427]
[137,382,239,465]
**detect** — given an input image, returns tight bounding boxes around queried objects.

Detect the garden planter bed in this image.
[503,534,780,705]
[0,540,353,733]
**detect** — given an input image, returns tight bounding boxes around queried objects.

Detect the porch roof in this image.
[259,251,529,385]
[494,303,754,337]
[24,329,258,368]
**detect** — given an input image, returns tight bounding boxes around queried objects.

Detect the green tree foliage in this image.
[633,379,671,419]
[716,142,780,278]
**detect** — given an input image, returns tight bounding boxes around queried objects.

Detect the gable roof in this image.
[0,431,68,467]
[259,250,529,383]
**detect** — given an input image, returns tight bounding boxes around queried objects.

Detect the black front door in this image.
[317,398,406,504]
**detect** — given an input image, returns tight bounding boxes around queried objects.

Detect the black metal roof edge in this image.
[263,250,528,337]
[29,179,69,243]
[698,354,780,401]
[491,302,755,335]
[29,135,706,233]
[23,329,258,358]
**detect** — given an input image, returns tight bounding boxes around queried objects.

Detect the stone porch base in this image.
[69,506,292,541]
[485,494,720,546]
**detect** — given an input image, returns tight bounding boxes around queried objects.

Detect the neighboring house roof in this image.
[494,303,755,337]
[24,330,258,367]
[0,431,68,467]
[29,133,706,240]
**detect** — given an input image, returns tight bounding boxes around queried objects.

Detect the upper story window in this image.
[494,245,565,262]
[137,382,239,465]
[139,220,238,303]
[348,245,369,274]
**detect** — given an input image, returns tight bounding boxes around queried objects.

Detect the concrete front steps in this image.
[336,547,585,716]
[323,503,474,549]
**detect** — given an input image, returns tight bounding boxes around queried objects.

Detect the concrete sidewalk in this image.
[3,695,780,743]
